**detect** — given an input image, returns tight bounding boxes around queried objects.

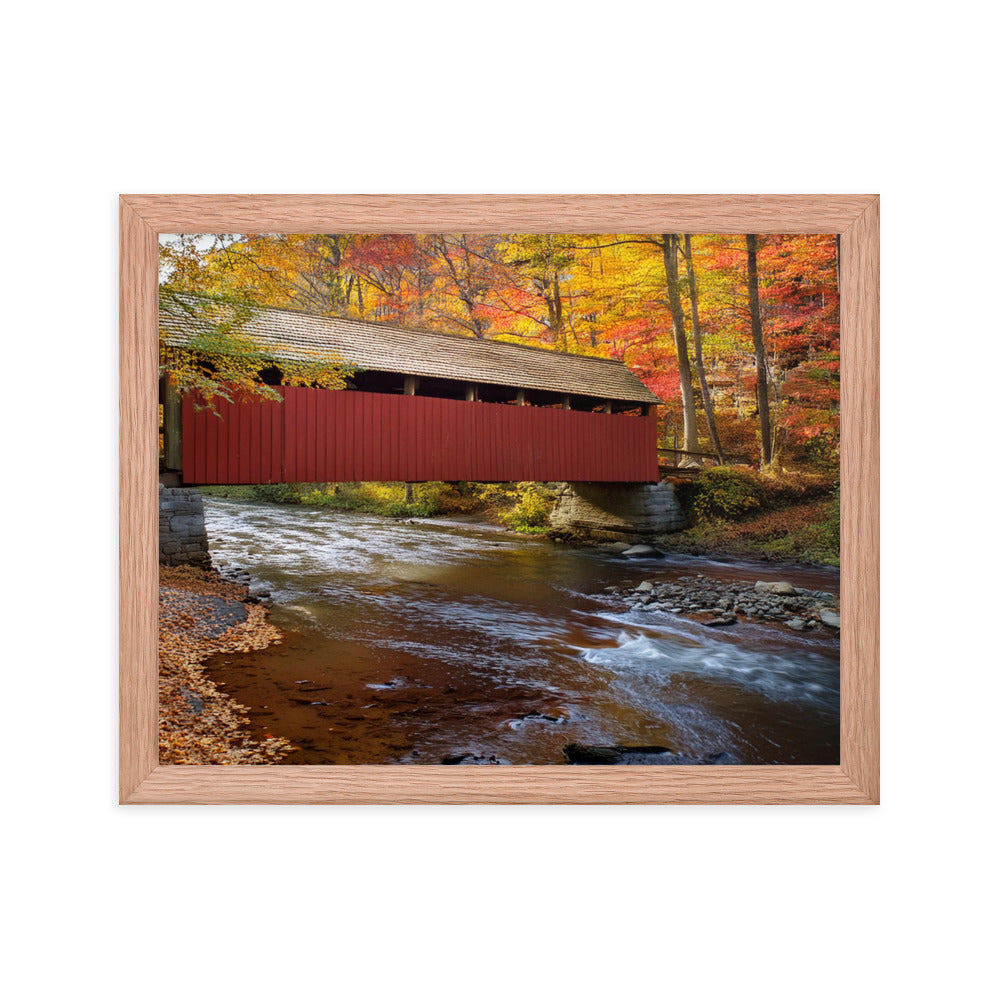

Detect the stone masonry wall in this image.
[550,482,685,539]
[159,485,211,567]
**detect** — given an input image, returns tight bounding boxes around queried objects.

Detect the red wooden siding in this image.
[182,388,658,485]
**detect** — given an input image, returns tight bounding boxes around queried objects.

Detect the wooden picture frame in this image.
[121,194,878,804]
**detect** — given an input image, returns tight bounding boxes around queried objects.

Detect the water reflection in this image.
[202,497,840,764]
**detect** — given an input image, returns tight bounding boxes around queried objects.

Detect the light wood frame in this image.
[121,194,879,804]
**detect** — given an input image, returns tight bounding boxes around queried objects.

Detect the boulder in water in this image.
[622,544,661,558]
[565,743,737,765]
[564,743,625,764]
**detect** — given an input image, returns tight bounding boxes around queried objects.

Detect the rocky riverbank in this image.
[607,572,840,631]
[158,564,293,764]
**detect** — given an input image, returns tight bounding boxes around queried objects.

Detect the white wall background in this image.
[3,3,996,997]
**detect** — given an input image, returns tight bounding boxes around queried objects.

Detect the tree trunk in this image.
[683,235,725,464]
[661,234,699,462]
[551,272,566,351]
[745,234,773,467]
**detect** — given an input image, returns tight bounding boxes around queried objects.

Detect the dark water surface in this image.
[202,497,840,764]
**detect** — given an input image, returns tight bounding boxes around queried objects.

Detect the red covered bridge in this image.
[160,298,662,485]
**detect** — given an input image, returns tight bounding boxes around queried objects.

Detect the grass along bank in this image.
[659,468,840,566]
[200,469,839,565]
[201,480,555,533]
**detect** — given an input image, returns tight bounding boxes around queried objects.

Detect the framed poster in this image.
[120,194,878,803]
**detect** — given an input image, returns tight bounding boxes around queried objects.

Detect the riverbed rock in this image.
[622,544,661,558]
[612,571,838,632]
[819,610,841,628]
[786,618,808,630]
[564,743,738,765]
[179,687,205,715]
[442,753,511,765]
[755,580,798,596]
[564,743,626,764]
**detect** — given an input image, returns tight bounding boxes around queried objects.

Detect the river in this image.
[201,496,840,765]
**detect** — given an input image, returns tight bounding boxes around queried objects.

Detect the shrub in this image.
[251,483,301,504]
[499,483,553,532]
[202,479,561,528]
[688,467,766,522]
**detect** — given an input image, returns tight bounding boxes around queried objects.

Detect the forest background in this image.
[161,231,840,471]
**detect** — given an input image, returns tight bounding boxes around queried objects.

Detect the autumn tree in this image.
[160,233,424,322]
[745,234,773,466]
[158,289,351,410]
[498,234,581,350]
[683,235,724,463]
[414,234,514,338]
[661,234,699,461]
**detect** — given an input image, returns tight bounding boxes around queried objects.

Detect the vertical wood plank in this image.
[360,392,371,482]
[206,401,219,485]
[249,397,261,484]
[283,391,292,482]
[340,389,352,484]
[383,393,393,481]
[181,394,194,483]
[430,397,442,481]
[307,388,317,481]
[227,398,237,484]
[406,395,418,483]
[335,390,346,484]
[297,389,308,482]
[274,390,285,483]
[239,397,252,483]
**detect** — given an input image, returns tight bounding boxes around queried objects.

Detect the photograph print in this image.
[156,231,841,766]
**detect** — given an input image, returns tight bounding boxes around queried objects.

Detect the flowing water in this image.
[202,497,840,765]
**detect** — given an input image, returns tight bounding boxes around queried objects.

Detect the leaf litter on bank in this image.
[159,564,293,764]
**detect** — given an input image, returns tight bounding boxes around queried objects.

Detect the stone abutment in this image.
[550,481,685,540]
[159,485,211,567]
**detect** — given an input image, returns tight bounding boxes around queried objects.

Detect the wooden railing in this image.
[657,447,754,473]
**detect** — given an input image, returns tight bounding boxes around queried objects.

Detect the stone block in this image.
[550,482,685,537]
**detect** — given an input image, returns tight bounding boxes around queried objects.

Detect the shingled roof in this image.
[159,293,662,406]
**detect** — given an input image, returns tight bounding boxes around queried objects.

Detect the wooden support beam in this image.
[163,376,182,472]
[404,374,418,500]
[465,383,478,402]
[515,388,526,406]
[602,400,612,414]
[562,395,571,410]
